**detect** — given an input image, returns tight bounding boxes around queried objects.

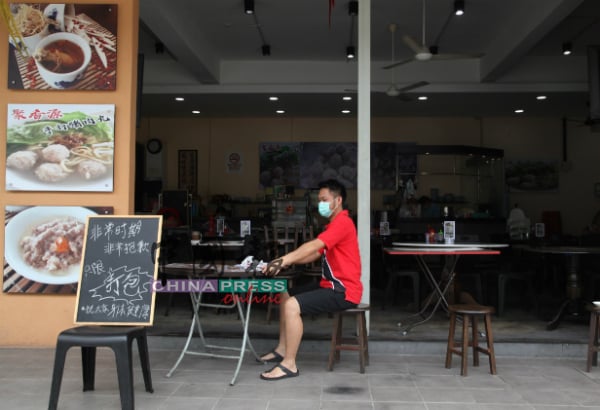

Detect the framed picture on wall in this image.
[3,205,113,294]
[6,103,115,192]
[7,3,118,91]
[178,149,197,194]
[505,160,559,192]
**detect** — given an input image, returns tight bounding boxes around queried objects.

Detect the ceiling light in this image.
[261,44,271,56]
[341,109,351,114]
[269,96,279,101]
[514,109,524,114]
[562,42,572,56]
[417,96,428,101]
[175,97,184,101]
[536,95,547,100]
[276,110,285,114]
[346,46,356,59]
[348,1,358,16]
[244,0,254,14]
[343,96,352,101]
[192,110,200,114]
[454,0,465,16]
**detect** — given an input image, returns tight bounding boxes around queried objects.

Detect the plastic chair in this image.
[48,326,153,410]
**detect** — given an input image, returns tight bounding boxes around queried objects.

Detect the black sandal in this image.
[257,349,284,364]
[265,258,284,276]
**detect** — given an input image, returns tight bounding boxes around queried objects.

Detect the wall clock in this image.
[146,138,162,154]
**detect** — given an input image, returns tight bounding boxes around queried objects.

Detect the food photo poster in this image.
[4,205,113,294]
[7,3,118,90]
[6,103,115,192]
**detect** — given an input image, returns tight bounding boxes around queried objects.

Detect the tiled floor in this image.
[3,342,600,410]
[5,296,600,409]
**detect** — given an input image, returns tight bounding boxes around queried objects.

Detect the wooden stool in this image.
[586,306,600,372]
[327,304,369,373]
[445,304,497,376]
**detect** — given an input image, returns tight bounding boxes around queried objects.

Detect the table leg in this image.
[166,291,203,377]
[399,255,460,335]
[546,254,584,331]
[166,276,260,383]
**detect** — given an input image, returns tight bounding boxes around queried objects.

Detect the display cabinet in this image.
[398,145,505,219]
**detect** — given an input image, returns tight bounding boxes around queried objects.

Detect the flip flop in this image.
[256,349,283,364]
[260,363,299,381]
[265,258,284,276]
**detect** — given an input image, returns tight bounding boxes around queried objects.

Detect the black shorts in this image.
[288,282,357,315]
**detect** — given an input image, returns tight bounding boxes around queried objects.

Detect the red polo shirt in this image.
[317,210,363,304]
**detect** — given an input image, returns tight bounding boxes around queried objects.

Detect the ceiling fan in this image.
[382,0,483,70]
[381,23,428,98]
[345,23,428,98]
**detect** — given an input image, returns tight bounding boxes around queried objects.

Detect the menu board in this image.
[75,215,162,325]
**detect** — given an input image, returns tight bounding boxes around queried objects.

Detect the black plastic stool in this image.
[48,326,153,410]
[327,304,370,373]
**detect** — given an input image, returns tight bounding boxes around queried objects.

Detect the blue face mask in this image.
[318,201,333,218]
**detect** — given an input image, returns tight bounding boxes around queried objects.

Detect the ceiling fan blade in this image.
[397,81,429,93]
[402,35,426,54]
[382,57,416,70]
[430,52,484,61]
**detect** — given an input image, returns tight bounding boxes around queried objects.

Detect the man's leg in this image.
[261,296,302,378]
[260,292,289,361]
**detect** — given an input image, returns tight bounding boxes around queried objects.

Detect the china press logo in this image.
[152,278,287,304]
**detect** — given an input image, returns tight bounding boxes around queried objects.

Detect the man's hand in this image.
[264,258,284,276]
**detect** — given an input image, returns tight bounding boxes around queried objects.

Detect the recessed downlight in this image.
[269,96,279,101]
[276,109,285,114]
[343,96,352,101]
[417,96,428,101]
[514,109,524,114]
[192,110,201,114]
[536,95,547,100]
[175,97,185,101]
[341,109,351,114]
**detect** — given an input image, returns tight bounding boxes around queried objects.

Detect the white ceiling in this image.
[137,0,600,119]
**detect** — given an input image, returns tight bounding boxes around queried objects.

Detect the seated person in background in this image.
[259,179,362,381]
[397,196,420,218]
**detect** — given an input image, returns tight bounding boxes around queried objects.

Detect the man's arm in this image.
[281,238,324,267]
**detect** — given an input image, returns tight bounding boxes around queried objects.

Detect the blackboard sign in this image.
[75,215,162,325]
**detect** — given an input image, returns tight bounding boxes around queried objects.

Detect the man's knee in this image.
[283,296,301,317]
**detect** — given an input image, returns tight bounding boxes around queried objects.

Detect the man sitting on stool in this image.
[259,179,363,381]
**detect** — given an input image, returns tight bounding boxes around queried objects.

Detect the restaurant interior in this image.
[1,1,600,350]
[134,0,600,343]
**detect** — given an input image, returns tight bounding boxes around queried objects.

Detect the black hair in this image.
[318,179,347,202]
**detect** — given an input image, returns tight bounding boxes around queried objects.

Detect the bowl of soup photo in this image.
[33,32,91,89]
